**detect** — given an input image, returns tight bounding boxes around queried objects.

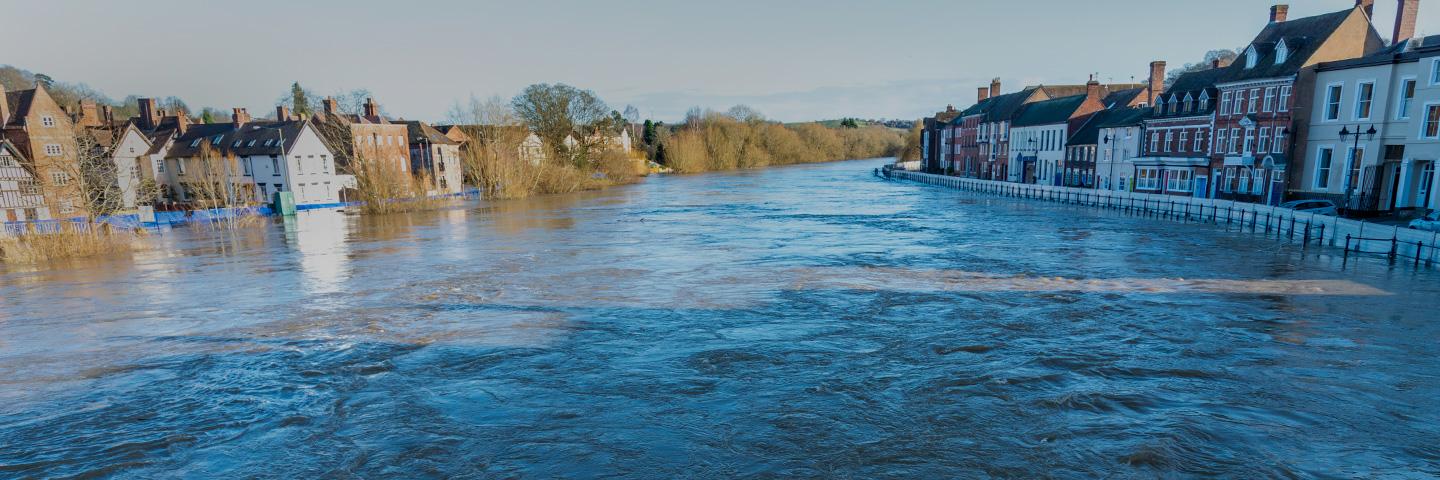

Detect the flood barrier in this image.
[887,169,1440,270]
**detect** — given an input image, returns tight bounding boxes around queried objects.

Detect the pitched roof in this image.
[1093,107,1151,128]
[1065,107,1153,147]
[394,120,460,146]
[1317,34,1440,71]
[1218,8,1359,83]
[1012,94,1087,127]
[3,89,38,127]
[165,120,310,159]
[982,87,1041,122]
[1102,88,1145,109]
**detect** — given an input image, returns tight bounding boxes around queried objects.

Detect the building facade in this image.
[1212,3,1383,206]
[3,84,85,217]
[164,118,343,206]
[0,140,48,221]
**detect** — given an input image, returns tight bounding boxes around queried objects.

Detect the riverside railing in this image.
[887,169,1440,269]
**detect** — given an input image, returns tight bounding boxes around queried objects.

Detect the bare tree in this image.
[511,83,610,166]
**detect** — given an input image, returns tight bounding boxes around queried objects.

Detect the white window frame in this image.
[1194,129,1205,152]
[1164,131,1173,152]
[1229,128,1240,154]
[1345,146,1366,190]
[1397,77,1417,120]
[1178,131,1189,153]
[1354,80,1375,121]
[1167,168,1193,192]
[1323,83,1343,121]
[1279,85,1292,112]
[41,116,55,127]
[1273,127,1285,154]
[1257,127,1270,154]
[1263,87,1276,112]
[1242,128,1255,155]
[1431,58,1440,86]
[1216,129,1228,154]
[43,144,63,157]
[1247,89,1259,114]
[1220,92,1232,115]
[1422,102,1440,139]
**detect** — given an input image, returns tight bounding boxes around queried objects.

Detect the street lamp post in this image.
[1027,138,1038,184]
[1338,124,1377,214]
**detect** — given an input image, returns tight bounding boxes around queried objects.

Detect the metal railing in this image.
[1343,235,1435,269]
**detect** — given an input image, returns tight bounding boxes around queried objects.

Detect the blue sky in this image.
[4,0,1434,122]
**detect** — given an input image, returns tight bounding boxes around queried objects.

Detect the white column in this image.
[1396,159,1415,208]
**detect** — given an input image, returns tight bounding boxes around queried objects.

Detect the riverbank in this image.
[660,113,904,174]
[887,169,1440,268]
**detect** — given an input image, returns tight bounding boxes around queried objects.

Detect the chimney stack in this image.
[1270,4,1289,23]
[1148,61,1166,106]
[100,105,113,125]
[978,87,990,103]
[137,98,159,131]
[232,108,251,126]
[989,78,1002,98]
[363,97,379,118]
[1356,0,1374,18]
[323,97,339,116]
[0,90,8,127]
[276,105,291,122]
[1086,75,1103,101]
[1394,0,1420,44]
[76,101,100,127]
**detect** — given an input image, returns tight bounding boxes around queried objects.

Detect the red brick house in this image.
[1137,65,1227,197]
[1209,2,1383,205]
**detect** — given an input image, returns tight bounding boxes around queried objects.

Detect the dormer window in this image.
[1154,97,1165,114]
[1183,93,1194,112]
[232,140,243,148]
[1275,40,1289,65]
[1199,91,1211,111]
[190,138,202,147]
[1245,46,1259,69]
[247,140,257,147]
[263,139,274,147]
[211,135,223,146]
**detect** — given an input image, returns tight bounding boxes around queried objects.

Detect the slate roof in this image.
[1150,67,1226,119]
[1012,94,1087,127]
[1065,107,1152,147]
[395,121,460,146]
[1317,34,1440,71]
[982,87,1040,122]
[1217,7,1361,83]
[1102,88,1145,109]
[3,89,37,127]
[164,120,309,159]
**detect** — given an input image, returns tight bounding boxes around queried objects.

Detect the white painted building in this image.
[0,140,48,221]
[164,116,344,207]
[1093,109,1149,191]
[1298,35,1440,213]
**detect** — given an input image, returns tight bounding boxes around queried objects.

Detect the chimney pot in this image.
[363,97,379,118]
[1270,4,1289,22]
[1393,0,1420,45]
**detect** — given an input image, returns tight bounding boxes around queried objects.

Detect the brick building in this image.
[312,96,413,200]
[1210,2,1383,205]
[2,84,84,217]
[1137,65,1226,197]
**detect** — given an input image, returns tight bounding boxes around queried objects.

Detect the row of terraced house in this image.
[918,1,1440,215]
[2,86,593,222]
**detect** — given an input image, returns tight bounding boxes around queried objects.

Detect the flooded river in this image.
[2,159,1438,477]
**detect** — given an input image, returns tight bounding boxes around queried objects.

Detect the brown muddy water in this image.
[2,158,1438,478]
